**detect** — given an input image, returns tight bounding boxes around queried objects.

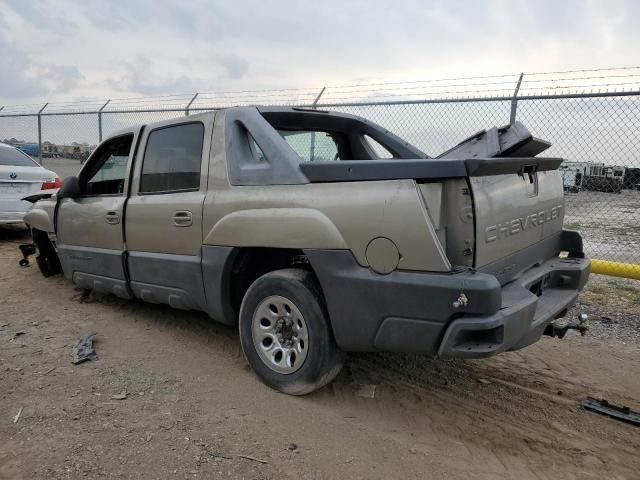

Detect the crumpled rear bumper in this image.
[437,255,590,358]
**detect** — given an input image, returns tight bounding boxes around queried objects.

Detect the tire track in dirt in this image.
[327,351,640,479]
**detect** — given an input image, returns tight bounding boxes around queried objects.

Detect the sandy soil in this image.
[1,227,639,480]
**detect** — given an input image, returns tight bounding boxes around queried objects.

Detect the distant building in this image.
[62,142,93,159]
[42,141,61,158]
[560,161,626,193]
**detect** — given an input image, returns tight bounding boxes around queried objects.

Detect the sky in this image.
[1,0,639,106]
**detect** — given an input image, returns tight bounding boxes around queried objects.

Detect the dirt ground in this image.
[1,227,639,480]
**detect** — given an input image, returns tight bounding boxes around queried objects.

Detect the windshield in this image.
[0,146,39,167]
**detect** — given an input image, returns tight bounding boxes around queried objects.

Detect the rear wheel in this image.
[239,268,345,395]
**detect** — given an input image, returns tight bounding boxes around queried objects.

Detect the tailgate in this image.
[470,166,565,268]
[438,157,565,282]
[437,122,565,272]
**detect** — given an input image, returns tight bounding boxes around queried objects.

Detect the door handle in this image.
[173,210,193,227]
[105,211,120,224]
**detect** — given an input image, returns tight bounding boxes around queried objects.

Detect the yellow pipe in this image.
[591,259,640,280]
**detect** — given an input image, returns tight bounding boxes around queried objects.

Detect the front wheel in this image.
[239,268,345,395]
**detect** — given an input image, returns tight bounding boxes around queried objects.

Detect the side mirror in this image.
[58,176,81,199]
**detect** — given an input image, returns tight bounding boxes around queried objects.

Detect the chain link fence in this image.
[1,70,639,271]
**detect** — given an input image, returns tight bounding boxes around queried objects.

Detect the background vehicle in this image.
[23,108,590,394]
[0,142,60,224]
[16,143,40,158]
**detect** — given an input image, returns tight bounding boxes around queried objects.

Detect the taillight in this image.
[41,177,62,190]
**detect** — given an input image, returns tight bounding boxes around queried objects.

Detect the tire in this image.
[32,229,62,277]
[239,268,345,395]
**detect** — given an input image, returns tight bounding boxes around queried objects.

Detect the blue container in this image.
[17,143,39,157]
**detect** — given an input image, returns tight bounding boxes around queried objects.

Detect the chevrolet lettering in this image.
[485,205,563,243]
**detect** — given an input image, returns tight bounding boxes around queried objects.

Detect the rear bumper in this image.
[0,211,27,224]
[305,231,590,357]
[437,255,589,358]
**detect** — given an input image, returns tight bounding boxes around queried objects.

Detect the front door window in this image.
[84,135,133,196]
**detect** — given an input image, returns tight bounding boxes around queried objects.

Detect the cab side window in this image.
[140,123,204,194]
[85,134,133,196]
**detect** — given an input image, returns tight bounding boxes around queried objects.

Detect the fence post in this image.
[37,103,48,164]
[98,99,110,143]
[310,87,326,161]
[509,73,524,124]
[185,93,199,116]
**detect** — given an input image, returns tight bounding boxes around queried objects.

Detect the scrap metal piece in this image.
[582,397,640,427]
[18,243,36,267]
[437,121,551,160]
[72,332,98,364]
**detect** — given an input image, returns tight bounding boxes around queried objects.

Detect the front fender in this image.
[23,199,56,233]
[204,208,348,249]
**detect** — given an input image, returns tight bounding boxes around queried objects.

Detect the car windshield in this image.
[0,146,39,167]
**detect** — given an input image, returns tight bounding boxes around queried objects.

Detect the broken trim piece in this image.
[72,332,98,364]
[582,397,640,427]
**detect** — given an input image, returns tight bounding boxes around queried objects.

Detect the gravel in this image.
[568,273,640,348]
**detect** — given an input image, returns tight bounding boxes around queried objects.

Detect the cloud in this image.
[2,0,73,31]
[110,54,202,95]
[41,65,85,93]
[0,13,84,102]
[0,0,639,105]
[0,39,45,100]
[220,54,249,80]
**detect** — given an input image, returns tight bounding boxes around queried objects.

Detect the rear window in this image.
[0,146,38,167]
[140,123,204,193]
[278,130,340,162]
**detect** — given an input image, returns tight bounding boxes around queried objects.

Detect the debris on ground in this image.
[78,289,92,304]
[287,443,298,451]
[237,454,269,464]
[72,332,98,364]
[13,407,23,424]
[356,384,376,399]
[478,378,492,385]
[18,243,36,267]
[0,322,8,328]
[582,397,640,427]
[600,316,618,324]
[111,392,128,401]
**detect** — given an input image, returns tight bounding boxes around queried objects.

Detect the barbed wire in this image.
[2,66,640,115]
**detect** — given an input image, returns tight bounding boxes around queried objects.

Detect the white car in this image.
[0,142,61,224]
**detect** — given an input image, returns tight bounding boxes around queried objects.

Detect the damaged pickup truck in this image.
[23,107,590,394]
